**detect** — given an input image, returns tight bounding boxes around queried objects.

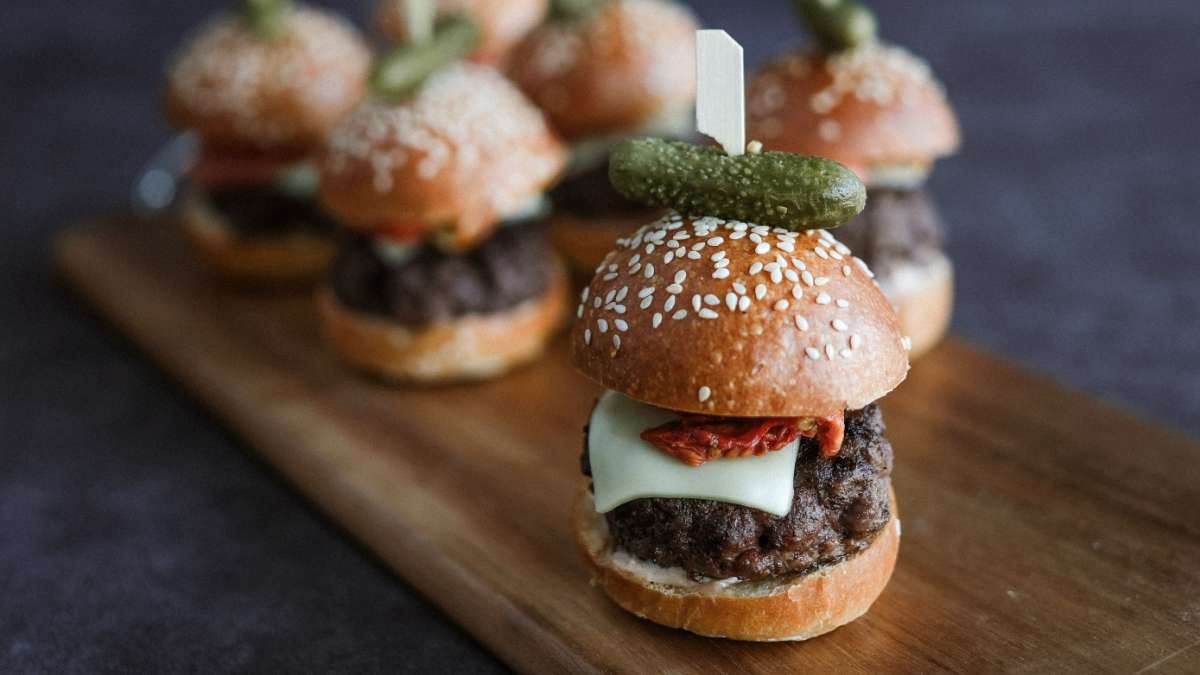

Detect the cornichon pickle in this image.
[550,0,604,21]
[610,139,865,231]
[242,0,292,41]
[370,14,479,100]
[795,0,877,52]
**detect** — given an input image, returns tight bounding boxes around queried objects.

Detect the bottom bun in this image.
[574,485,899,642]
[181,195,335,285]
[876,253,953,359]
[548,210,665,277]
[317,262,569,383]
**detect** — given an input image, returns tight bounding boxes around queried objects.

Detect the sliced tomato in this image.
[189,145,308,190]
[640,410,847,466]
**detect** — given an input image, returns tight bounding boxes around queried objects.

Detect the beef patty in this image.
[582,404,893,581]
[331,222,556,325]
[549,159,651,218]
[206,185,339,238]
[828,188,945,279]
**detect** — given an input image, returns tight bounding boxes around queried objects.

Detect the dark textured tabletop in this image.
[3,0,1198,672]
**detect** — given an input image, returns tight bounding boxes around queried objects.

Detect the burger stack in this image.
[314,15,569,383]
[746,0,960,356]
[164,0,370,283]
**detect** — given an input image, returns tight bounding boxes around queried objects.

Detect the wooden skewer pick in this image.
[695,29,745,156]
[403,0,436,45]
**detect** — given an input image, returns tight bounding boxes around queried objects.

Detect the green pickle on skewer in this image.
[795,0,877,52]
[370,14,480,100]
[610,139,866,232]
[242,0,293,41]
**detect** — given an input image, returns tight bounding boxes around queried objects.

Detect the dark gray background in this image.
[2,0,1197,672]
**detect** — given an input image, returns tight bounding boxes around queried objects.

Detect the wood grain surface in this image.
[54,218,1200,674]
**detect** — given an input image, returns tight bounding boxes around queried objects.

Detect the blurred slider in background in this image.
[747,0,960,357]
[509,0,700,274]
[314,8,571,383]
[161,0,371,284]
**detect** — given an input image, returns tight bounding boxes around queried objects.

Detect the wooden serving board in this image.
[55,218,1200,673]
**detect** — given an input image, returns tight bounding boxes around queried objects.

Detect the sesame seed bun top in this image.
[373,0,548,67]
[508,0,698,141]
[165,6,370,151]
[746,44,959,188]
[318,64,566,249]
[570,213,910,417]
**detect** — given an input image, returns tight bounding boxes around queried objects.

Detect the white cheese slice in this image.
[588,391,797,516]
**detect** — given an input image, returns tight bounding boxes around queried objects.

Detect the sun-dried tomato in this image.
[640,411,846,466]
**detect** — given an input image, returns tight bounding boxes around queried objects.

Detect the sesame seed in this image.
[791,257,806,270]
[715,259,730,269]
[692,295,702,311]
[581,288,590,301]
[643,264,654,278]
[850,334,863,349]
[771,268,783,284]
[802,270,815,287]
[713,269,730,279]
[749,233,763,244]
[774,299,790,311]
[710,251,726,262]
[738,296,751,312]
[785,269,799,283]
[593,297,602,308]
[755,242,771,255]
[664,251,675,264]
[645,243,655,254]
[726,293,738,310]
[652,313,663,328]
[805,347,821,360]
[832,319,848,331]
[829,249,843,260]
[732,282,746,294]
[639,296,653,309]
[777,240,795,253]
[584,329,592,345]
[664,295,677,311]
[597,319,608,333]
[629,263,641,275]
[704,294,720,306]
[729,231,746,239]
[638,286,655,298]
[843,265,852,277]
[749,262,763,275]
[792,285,803,300]
[707,236,724,246]
[603,272,618,281]
[698,308,719,319]
[814,247,829,259]
[901,336,913,351]
[691,242,706,251]
[825,344,837,360]
[836,299,850,308]
[613,335,621,351]
[576,304,584,318]
[755,284,767,300]
[667,283,683,294]
[628,254,640,266]
[612,304,626,314]
[674,270,687,284]
[795,316,809,331]
[816,292,832,305]
[672,310,688,320]
[815,277,830,286]
[614,319,629,332]
[698,386,712,402]
[687,251,702,260]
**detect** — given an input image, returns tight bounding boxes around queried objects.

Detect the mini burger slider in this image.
[746,0,960,356]
[165,0,370,283]
[509,0,699,273]
[571,139,909,641]
[374,0,548,66]
[317,16,569,383]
